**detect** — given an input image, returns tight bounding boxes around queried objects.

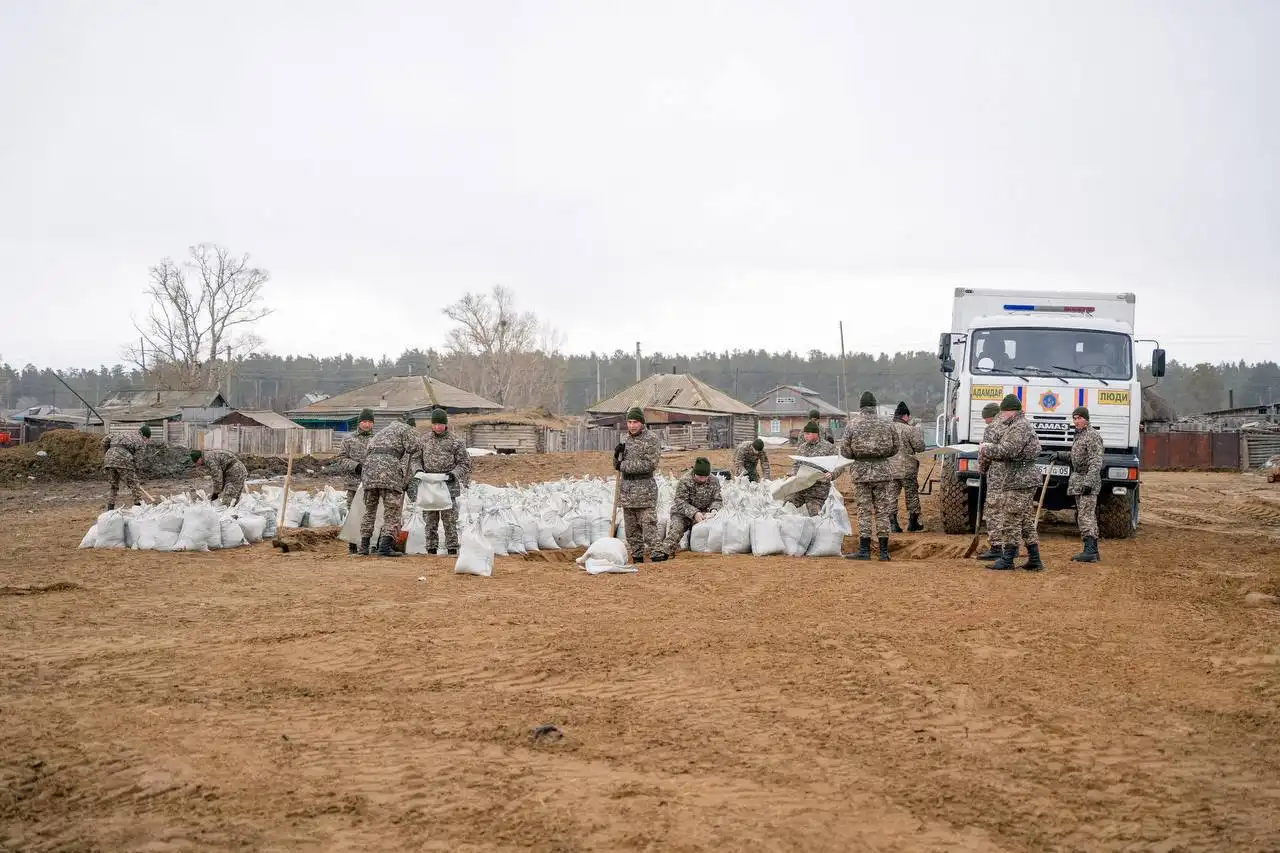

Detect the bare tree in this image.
[125,244,271,389]
[438,286,566,410]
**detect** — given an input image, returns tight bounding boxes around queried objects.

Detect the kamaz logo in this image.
[1034,420,1071,432]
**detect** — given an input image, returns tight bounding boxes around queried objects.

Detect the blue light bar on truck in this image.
[1003,304,1095,313]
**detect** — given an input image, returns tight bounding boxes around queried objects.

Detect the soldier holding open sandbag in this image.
[358,414,418,558]
[786,420,837,516]
[417,408,471,556]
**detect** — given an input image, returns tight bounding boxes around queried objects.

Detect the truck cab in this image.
[936,289,1166,539]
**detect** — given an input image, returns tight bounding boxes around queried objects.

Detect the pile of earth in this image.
[0,429,196,484]
[240,454,327,479]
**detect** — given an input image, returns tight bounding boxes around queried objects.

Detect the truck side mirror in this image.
[937,333,952,361]
[1151,348,1166,378]
[940,357,955,374]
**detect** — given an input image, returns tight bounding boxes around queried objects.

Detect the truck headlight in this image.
[1106,467,1136,480]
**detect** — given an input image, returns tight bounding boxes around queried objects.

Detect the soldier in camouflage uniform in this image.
[653,456,723,560]
[192,448,248,508]
[808,408,835,444]
[401,415,422,503]
[982,394,1045,571]
[889,401,926,533]
[102,425,152,509]
[787,420,836,516]
[359,415,418,557]
[1067,406,1105,563]
[840,391,900,561]
[614,406,661,563]
[974,402,1009,561]
[732,438,772,481]
[418,408,472,555]
[334,409,376,553]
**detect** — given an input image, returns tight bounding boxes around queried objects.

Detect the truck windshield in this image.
[969,328,1132,381]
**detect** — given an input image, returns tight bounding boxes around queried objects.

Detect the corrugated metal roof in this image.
[105,407,182,423]
[217,410,303,430]
[285,375,502,416]
[100,389,226,409]
[751,385,844,416]
[588,374,757,416]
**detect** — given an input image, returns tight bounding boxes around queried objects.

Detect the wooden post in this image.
[278,430,296,532]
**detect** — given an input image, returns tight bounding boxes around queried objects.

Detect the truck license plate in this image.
[1036,464,1071,477]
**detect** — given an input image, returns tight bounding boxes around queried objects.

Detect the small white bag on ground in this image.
[824,489,853,535]
[218,514,247,549]
[78,524,99,549]
[536,517,562,550]
[690,513,725,553]
[721,511,752,555]
[750,517,785,556]
[414,473,454,511]
[405,512,429,555]
[174,505,221,552]
[575,537,636,574]
[779,513,815,557]
[806,516,845,557]
[92,511,129,550]
[236,513,267,544]
[454,530,494,577]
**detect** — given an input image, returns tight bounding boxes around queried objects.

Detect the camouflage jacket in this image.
[418,429,472,497]
[672,472,723,519]
[978,418,1008,489]
[792,437,837,502]
[361,422,418,491]
[203,449,245,494]
[732,441,772,479]
[102,432,146,470]
[618,427,661,508]
[1067,426,1105,496]
[839,408,899,484]
[891,419,925,477]
[983,414,1041,491]
[336,430,372,489]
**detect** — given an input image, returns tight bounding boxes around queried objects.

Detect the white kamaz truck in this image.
[936,288,1166,539]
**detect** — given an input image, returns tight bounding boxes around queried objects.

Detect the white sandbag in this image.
[806,517,845,557]
[481,514,511,556]
[256,505,279,539]
[780,514,815,557]
[517,513,540,552]
[454,530,494,577]
[574,537,635,573]
[78,524,98,549]
[824,489,853,535]
[567,514,591,548]
[505,513,527,556]
[404,512,429,555]
[413,473,454,511]
[219,516,247,549]
[237,513,266,543]
[770,468,824,502]
[536,520,561,550]
[338,485,383,545]
[750,517,785,556]
[721,511,751,555]
[307,500,342,528]
[690,514,725,553]
[552,516,575,549]
[93,511,129,549]
[174,505,221,552]
[588,515,613,544]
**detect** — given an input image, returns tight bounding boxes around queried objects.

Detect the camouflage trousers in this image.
[660,513,695,555]
[983,495,1003,547]
[1075,492,1099,539]
[994,488,1039,547]
[854,481,896,538]
[786,484,827,517]
[423,507,460,551]
[361,488,405,539]
[623,507,659,558]
[218,469,246,507]
[893,475,922,516]
[106,467,142,505]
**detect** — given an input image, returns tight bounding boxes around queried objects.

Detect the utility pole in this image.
[139,336,146,377]
[226,345,233,405]
[596,359,601,403]
[838,321,847,413]
[635,342,641,382]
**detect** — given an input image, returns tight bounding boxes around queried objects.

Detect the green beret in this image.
[981,402,1001,419]
[894,401,909,419]
[403,414,416,426]
[626,407,645,424]
[803,420,820,434]
[358,408,375,422]
[1000,394,1022,412]
[752,438,764,451]
[693,457,711,476]
[189,450,203,463]
[138,425,151,438]
[807,408,820,419]
[1071,406,1089,421]
[430,408,448,424]
[859,391,876,408]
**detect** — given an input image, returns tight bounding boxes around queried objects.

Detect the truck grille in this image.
[1031,416,1072,447]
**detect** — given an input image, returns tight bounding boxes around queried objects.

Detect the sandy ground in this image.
[2,450,1279,852]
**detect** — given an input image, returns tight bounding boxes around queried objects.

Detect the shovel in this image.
[963,475,986,558]
[609,470,623,538]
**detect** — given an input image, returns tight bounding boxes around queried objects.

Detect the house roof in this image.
[100,389,226,409]
[104,406,183,423]
[588,374,757,416]
[444,409,577,430]
[215,410,303,430]
[285,375,502,417]
[751,385,844,416]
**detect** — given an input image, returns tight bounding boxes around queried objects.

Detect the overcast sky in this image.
[2,1,1277,371]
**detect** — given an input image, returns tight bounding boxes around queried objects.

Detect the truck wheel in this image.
[1097,488,1136,539]
[940,458,973,534]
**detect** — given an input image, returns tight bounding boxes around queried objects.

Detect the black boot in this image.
[447,547,458,556]
[106,502,115,511]
[650,551,668,562]
[632,553,645,564]
[845,536,872,560]
[357,536,371,556]
[1021,543,1044,571]
[976,542,1001,560]
[878,537,890,562]
[1071,536,1099,563]
[890,513,903,533]
[988,543,1017,570]
[907,513,924,532]
[348,542,358,555]
[376,534,402,557]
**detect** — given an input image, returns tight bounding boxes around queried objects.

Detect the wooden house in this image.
[751,385,845,439]
[587,373,758,449]
[286,375,502,431]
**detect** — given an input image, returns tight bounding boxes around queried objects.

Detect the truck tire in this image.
[940,458,973,534]
[1097,489,1136,539]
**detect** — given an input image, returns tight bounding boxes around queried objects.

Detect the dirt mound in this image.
[241,454,327,479]
[0,430,106,483]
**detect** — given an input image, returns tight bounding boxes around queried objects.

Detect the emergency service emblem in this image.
[1038,390,1061,412]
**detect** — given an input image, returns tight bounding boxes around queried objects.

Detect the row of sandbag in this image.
[78,494,276,551]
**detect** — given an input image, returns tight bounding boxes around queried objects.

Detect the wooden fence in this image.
[543,426,622,453]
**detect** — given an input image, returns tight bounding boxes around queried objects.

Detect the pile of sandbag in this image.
[77,491,274,552]
[254,485,347,529]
